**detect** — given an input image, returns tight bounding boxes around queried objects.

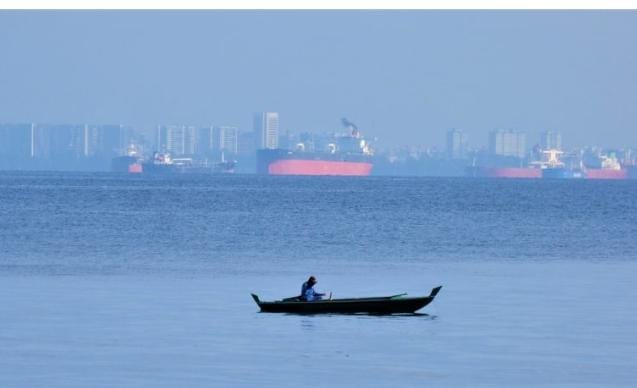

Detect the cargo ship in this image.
[532,149,585,179]
[143,152,235,174]
[112,150,235,174]
[257,119,373,176]
[584,168,628,180]
[258,149,373,175]
[111,146,143,173]
[583,153,628,180]
[467,148,630,180]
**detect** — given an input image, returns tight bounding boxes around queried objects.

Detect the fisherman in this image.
[300,276,326,301]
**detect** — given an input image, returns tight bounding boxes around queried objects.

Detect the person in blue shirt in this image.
[301,276,325,301]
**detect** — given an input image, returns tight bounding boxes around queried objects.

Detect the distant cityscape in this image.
[0,113,636,178]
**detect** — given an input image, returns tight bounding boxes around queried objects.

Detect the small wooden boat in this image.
[251,286,442,314]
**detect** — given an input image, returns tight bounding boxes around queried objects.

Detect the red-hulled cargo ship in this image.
[257,119,374,176]
[584,168,628,180]
[583,154,628,180]
[258,149,373,176]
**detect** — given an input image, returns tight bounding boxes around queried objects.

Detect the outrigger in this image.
[251,286,442,314]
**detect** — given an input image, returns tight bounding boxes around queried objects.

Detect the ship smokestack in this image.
[341,118,359,137]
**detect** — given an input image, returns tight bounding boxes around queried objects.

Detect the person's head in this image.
[307,276,317,286]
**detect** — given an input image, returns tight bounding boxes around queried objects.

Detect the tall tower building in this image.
[47,124,85,159]
[237,131,256,156]
[489,129,527,159]
[446,129,468,159]
[157,125,197,156]
[254,112,279,149]
[82,124,122,158]
[196,126,214,156]
[540,130,562,150]
[214,126,239,154]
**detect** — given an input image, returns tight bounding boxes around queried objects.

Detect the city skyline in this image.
[2,118,634,153]
[2,115,635,177]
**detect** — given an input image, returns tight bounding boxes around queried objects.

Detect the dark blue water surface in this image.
[1,172,636,387]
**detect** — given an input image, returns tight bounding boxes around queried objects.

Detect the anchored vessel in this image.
[251,286,442,314]
[467,149,633,180]
[112,151,235,174]
[257,119,374,176]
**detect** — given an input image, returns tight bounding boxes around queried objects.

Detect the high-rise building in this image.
[489,130,527,159]
[214,126,239,154]
[196,126,214,156]
[31,124,51,159]
[82,124,122,158]
[237,131,256,156]
[195,125,239,157]
[47,124,85,160]
[156,125,197,156]
[540,130,562,150]
[446,129,468,159]
[254,112,279,149]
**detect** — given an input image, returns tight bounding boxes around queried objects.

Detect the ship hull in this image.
[257,149,373,176]
[111,156,143,173]
[542,168,585,179]
[585,169,628,180]
[141,163,233,174]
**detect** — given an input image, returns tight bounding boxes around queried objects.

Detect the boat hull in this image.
[252,286,442,314]
[111,156,143,173]
[257,149,373,176]
[541,168,585,179]
[268,159,372,176]
[585,168,628,180]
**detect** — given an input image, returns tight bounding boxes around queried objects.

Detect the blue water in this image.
[1,173,636,387]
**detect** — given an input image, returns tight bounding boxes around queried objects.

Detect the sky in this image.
[0,10,635,149]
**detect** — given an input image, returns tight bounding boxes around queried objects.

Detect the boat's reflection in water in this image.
[297,312,437,332]
[289,312,437,318]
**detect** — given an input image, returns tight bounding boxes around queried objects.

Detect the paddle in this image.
[389,293,408,299]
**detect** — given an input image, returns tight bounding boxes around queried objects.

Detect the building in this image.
[156,125,197,156]
[540,130,562,150]
[237,131,256,156]
[47,124,85,160]
[83,124,122,158]
[197,126,215,156]
[254,112,279,149]
[446,129,468,159]
[489,129,527,159]
[214,126,238,154]
[0,122,148,170]
[195,125,239,157]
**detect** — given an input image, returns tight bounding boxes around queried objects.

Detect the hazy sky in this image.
[0,11,635,148]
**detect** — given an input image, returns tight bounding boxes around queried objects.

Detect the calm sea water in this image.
[1,172,636,387]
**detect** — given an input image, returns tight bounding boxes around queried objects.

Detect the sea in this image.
[0,172,635,387]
